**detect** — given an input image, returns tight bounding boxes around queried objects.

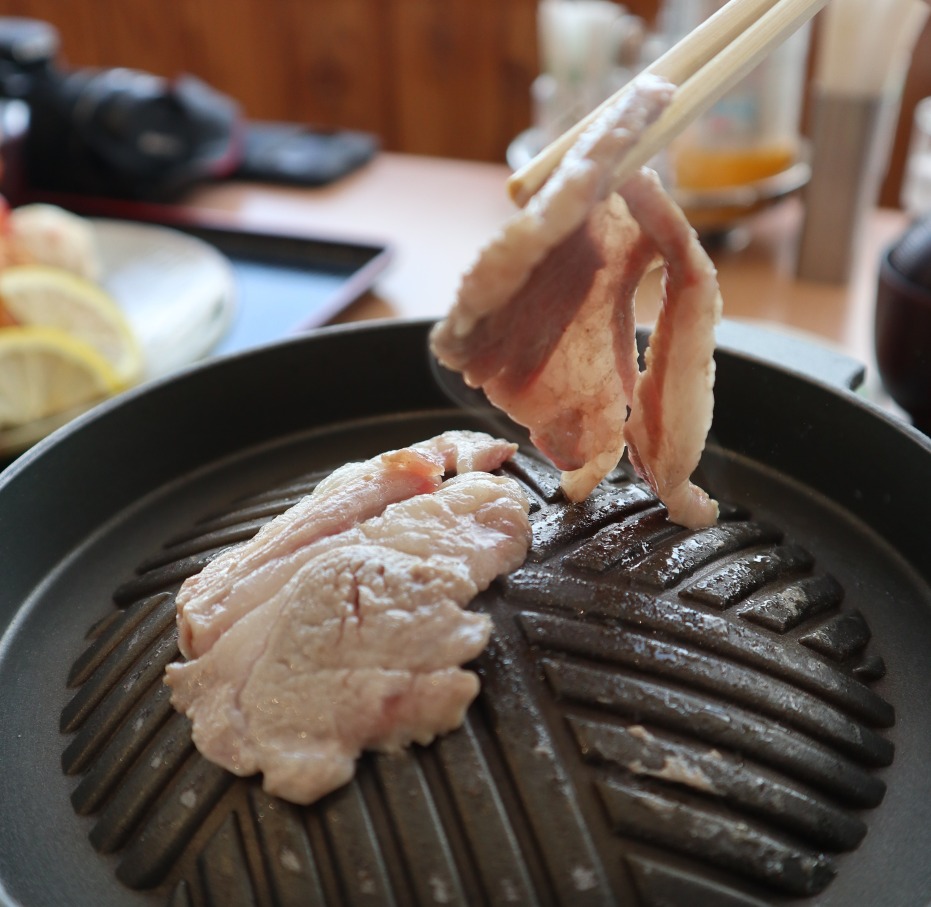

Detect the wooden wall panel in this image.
[272,0,392,134]
[496,0,544,159]
[173,0,296,121]
[387,0,537,160]
[68,1,192,79]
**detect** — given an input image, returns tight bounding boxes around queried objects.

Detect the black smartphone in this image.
[232,123,379,187]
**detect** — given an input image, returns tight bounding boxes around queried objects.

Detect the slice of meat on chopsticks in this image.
[175,430,519,659]
[167,460,531,805]
[430,73,721,529]
[621,174,721,529]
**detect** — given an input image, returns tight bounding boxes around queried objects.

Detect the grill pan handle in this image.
[714,319,865,392]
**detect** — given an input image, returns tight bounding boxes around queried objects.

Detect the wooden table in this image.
[186,151,910,401]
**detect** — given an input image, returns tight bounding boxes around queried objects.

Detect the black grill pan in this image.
[0,318,929,907]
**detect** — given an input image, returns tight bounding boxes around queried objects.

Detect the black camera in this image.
[0,17,242,201]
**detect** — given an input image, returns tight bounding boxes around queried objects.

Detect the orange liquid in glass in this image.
[673,145,796,191]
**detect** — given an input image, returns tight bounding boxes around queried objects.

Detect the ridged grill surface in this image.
[61,452,895,906]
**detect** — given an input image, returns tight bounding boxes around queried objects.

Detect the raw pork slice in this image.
[167,471,531,804]
[430,73,721,528]
[176,430,517,659]
[621,175,721,529]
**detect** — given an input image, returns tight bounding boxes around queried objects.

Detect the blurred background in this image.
[1,0,928,208]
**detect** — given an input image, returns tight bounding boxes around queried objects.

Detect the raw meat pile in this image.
[167,431,531,804]
[431,73,721,530]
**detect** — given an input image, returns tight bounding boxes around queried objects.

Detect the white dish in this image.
[93,218,236,380]
[0,218,236,457]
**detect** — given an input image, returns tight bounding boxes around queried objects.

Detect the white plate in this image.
[93,218,236,380]
[1,219,237,457]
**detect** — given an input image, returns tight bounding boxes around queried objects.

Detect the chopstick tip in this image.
[506,172,531,208]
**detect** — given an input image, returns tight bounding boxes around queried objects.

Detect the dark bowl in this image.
[875,220,931,433]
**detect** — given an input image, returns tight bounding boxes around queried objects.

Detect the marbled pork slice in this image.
[166,472,532,805]
[430,73,720,526]
[176,430,517,659]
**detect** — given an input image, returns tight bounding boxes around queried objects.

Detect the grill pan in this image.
[0,317,929,907]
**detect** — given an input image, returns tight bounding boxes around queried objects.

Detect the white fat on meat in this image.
[175,430,518,659]
[430,73,721,529]
[166,470,531,805]
[621,175,721,529]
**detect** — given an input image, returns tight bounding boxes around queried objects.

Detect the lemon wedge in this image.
[0,265,143,386]
[0,326,122,428]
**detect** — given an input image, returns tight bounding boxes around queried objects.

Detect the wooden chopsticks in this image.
[507,0,829,207]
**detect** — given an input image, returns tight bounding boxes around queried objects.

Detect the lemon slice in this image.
[0,264,143,386]
[0,326,121,428]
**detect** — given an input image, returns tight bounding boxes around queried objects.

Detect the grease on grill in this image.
[61,452,895,906]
